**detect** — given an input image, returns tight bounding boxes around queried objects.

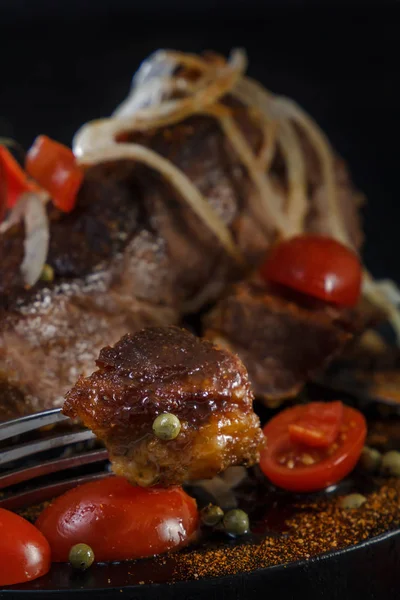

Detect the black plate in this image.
[2,529,400,599]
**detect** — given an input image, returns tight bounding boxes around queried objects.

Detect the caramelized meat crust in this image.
[63,326,265,486]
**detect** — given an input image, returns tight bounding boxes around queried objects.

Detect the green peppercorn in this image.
[381,450,400,477]
[339,493,367,510]
[40,264,54,282]
[359,446,382,473]
[69,543,95,571]
[152,413,181,440]
[223,509,250,536]
[201,504,224,527]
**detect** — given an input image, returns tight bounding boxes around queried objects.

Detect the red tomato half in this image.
[0,508,51,586]
[36,477,199,562]
[26,136,83,213]
[260,235,362,307]
[260,402,366,492]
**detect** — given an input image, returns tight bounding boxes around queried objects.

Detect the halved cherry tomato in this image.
[0,146,39,211]
[0,508,51,586]
[260,401,366,492]
[288,400,343,448]
[260,235,362,307]
[26,135,83,213]
[36,477,199,562]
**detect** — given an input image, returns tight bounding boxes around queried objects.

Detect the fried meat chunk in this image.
[204,281,356,405]
[63,326,264,486]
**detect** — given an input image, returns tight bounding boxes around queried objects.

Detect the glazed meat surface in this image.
[204,281,359,404]
[63,326,265,486]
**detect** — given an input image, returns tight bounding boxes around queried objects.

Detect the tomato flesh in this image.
[288,400,343,448]
[26,135,83,213]
[0,508,51,586]
[260,402,366,492]
[260,235,362,307]
[36,477,199,562]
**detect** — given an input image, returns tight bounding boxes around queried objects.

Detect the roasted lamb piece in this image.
[0,50,365,420]
[63,326,264,486]
[204,281,380,405]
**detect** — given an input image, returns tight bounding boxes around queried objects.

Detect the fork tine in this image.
[0,408,69,442]
[0,429,96,467]
[0,448,108,490]
[0,408,108,511]
[0,472,112,511]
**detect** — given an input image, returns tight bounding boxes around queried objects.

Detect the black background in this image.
[0,0,399,280]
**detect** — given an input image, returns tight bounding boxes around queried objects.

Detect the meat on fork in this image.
[63,326,265,487]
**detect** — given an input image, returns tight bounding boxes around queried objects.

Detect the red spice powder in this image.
[169,478,400,581]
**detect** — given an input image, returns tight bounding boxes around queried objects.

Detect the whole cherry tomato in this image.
[36,477,199,562]
[260,235,362,307]
[0,508,51,586]
[260,401,366,492]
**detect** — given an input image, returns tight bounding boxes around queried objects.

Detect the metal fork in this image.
[0,408,109,511]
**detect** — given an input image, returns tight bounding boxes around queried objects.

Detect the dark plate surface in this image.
[2,530,400,599]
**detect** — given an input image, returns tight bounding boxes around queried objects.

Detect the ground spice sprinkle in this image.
[169,478,400,581]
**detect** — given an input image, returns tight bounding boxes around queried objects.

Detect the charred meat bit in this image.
[63,326,265,486]
[204,281,355,404]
